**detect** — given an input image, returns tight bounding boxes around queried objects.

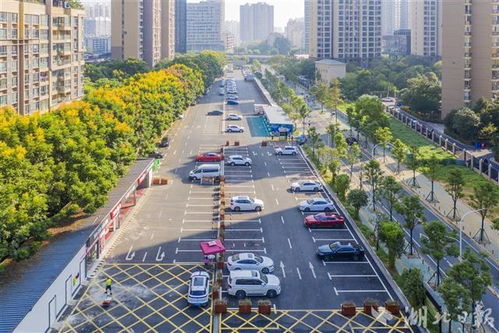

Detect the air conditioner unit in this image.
[63,1,71,9]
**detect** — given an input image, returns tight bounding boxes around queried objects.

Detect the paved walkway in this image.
[307,107,499,261]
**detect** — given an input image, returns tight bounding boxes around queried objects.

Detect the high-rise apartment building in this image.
[224,20,240,47]
[286,18,305,50]
[399,0,409,29]
[175,0,187,53]
[410,0,441,57]
[304,0,311,52]
[381,0,397,36]
[161,0,175,60]
[83,1,111,57]
[309,0,382,64]
[240,2,274,43]
[112,0,175,67]
[186,0,225,52]
[442,1,499,117]
[0,0,85,115]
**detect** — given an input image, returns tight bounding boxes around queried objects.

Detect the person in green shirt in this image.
[105,278,112,295]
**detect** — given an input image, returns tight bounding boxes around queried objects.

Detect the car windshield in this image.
[231,254,240,261]
[260,274,268,284]
[307,199,315,204]
[190,290,205,296]
[329,242,341,250]
[254,256,263,263]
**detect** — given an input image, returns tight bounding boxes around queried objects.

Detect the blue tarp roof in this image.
[0,158,153,333]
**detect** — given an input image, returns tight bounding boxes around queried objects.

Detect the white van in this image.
[189,163,221,180]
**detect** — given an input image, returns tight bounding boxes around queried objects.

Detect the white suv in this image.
[226,125,244,133]
[275,146,298,155]
[226,155,252,166]
[227,253,274,273]
[187,271,210,306]
[230,196,264,212]
[228,270,281,298]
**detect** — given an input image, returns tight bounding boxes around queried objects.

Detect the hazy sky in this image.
[225,0,304,28]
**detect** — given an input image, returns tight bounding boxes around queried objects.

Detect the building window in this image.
[0,94,7,106]
[0,12,7,23]
[0,61,6,73]
[0,29,7,40]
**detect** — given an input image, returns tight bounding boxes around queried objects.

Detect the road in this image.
[107,71,404,310]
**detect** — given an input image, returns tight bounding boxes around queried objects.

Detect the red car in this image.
[195,152,223,162]
[304,213,345,228]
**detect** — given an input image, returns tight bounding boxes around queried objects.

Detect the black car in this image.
[159,137,169,147]
[208,110,223,116]
[346,137,358,146]
[149,151,165,159]
[316,242,365,261]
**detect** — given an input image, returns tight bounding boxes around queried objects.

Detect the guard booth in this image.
[261,105,294,139]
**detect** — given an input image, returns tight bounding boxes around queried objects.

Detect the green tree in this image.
[364,159,384,210]
[352,95,390,141]
[401,72,441,120]
[399,268,426,309]
[379,220,405,269]
[324,79,343,123]
[380,176,402,221]
[374,127,393,162]
[310,82,328,113]
[347,189,368,218]
[406,145,420,187]
[346,143,361,176]
[296,103,311,135]
[444,107,481,142]
[438,278,472,333]
[395,196,425,255]
[446,249,492,328]
[326,123,340,147]
[422,153,440,202]
[391,139,407,173]
[421,221,459,286]
[334,132,348,158]
[328,159,342,184]
[334,174,350,201]
[445,168,465,220]
[469,182,499,243]
[307,126,322,154]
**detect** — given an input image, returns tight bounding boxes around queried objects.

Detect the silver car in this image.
[227,253,274,273]
[298,198,335,212]
[226,155,251,166]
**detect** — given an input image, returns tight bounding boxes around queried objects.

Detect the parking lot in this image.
[59,71,409,332]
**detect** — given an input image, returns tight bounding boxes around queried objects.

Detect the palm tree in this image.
[298,104,311,135]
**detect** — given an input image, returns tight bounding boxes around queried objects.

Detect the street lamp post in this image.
[458,208,485,260]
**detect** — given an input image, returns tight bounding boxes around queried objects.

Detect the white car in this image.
[228,270,281,298]
[275,146,298,155]
[226,94,239,100]
[187,271,210,306]
[226,125,244,133]
[227,253,274,273]
[382,97,395,103]
[226,155,252,166]
[298,198,335,212]
[218,88,225,95]
[291,180,322,192]
[230,196,264,211]
[227,113,242,121]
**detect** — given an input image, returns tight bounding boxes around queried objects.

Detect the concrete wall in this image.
[316,62,346,85]
[14,246,87,333]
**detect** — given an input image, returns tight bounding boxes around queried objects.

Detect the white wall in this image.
[14,246,87,333]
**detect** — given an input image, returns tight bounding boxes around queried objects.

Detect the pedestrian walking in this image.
[105,278,112,295]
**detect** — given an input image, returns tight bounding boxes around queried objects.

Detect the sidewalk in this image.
[307,108,499,261]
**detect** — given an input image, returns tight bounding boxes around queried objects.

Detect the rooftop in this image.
[264,105,293,126]
[315,59,346,66]
[0,158,154,333]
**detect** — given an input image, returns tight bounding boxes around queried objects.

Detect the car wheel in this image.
[228,129,232,133]
[324,207,331,212]
[292,152,297,155]
[230,162,235,166]
[295,187,301,192]
[261,267,270,274]
[234,207,241,212]
[314,187,319,192]
[255,206,262,212]
[236,290,246,299]
[266,290,277,298]
[234,267,241,270]
[278,152,282,155]
[304,207,310,212]
[245,162,250,166]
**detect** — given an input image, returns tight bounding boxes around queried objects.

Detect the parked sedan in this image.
[226,155,252,166]
[316,242,365,261]
[298,198,335,212]
[158,137,169,148]
[291,180,322,192]
[230,196,264,211]
[227,253,274,273]
[227,113,242,121]
[275,146,298,155]
[304,213,345,228]
[226,125,244,133]
[227,100,240,105]
[196,152,223,162]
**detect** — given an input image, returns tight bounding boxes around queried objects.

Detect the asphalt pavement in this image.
[105,71,404,311]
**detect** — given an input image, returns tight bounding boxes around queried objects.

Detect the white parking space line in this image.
[296,267,302,280]
[188,197,215,200]
[185,211,215,214]
[287,238,292,249]
[176,249,202,253]
[312,237,356,243]
[323,261,370,265]
[336,289,388,293]
[225,185,255,188]
[365,256,391,297]
[180,238,217,242]
[224,238,264,242]
[225,219,261,223]
[275,198,279,205]
[181,227,213,232]
[309,229,351,232]
[330,275,378,278]
[186,204,213,207]
[280,216,285,224]
[224,171,252,174]
[225,228,263,232]
[226,249,267,253]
